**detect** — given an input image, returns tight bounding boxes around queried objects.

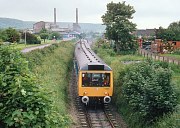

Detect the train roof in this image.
[75,40,112,71]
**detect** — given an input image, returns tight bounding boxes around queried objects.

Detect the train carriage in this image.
[74,40,113,104]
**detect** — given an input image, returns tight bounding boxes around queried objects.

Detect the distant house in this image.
[133,29,156,38]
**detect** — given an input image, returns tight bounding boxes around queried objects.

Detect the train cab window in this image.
[82,73,90,86]
[82,73,110,87]
[103,73,110,86]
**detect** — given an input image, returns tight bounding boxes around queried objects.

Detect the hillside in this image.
[0,17,105,32]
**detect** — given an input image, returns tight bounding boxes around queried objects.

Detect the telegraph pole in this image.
[24,29,26,46]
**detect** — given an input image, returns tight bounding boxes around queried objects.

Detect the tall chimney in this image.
[76,8,78,24]
[54,8,56,25]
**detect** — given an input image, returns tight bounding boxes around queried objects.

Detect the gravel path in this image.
[21,44,51,53]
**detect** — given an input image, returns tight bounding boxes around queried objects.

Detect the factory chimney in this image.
[54,8,56,25]
[76,8,78,24]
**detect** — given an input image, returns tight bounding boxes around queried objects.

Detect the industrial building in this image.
[33,8,81,38]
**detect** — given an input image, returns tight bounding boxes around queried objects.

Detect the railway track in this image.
[71,69,120,128]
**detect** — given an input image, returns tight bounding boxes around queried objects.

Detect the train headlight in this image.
[82,96,89,104]
[104,96,111,103]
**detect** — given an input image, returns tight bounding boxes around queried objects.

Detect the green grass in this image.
[160,54,180,60]
[35,47,73,114]
[24,42,74,127]
[10,39,61,50]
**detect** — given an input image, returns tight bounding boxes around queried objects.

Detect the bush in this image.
[21,32,41,44]
[24,42,73,127]
[122,61,177,123]
[0,45,51,127]
[1,28,20,43]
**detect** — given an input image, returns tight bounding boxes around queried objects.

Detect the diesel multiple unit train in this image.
[74,40,113,104]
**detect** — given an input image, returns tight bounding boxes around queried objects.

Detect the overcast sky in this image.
[0,0,179,29]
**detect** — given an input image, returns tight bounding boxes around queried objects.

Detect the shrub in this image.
[122,61,177,123]
[1,28,20,43]
[21,32,41,44]
[0,45,51,127]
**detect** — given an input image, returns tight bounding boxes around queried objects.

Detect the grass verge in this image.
[10,39,61,50]
[24,41,74,127]
[160,54,180,60]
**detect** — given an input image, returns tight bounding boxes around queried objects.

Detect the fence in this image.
[139,49,180,65]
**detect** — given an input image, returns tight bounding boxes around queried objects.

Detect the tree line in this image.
[0,28,62,44]
[156,21,180,41]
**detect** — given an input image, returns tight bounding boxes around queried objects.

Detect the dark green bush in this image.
[0,45,52,127]
[21,32,41,44]
[122,61,177,123]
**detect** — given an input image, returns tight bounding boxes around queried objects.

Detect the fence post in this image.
[157,55,159,61]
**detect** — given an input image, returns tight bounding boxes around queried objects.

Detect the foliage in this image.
[102,1,137,53]
[24,43,60,69]
[24,42,74,127]
[0,45,51,127]
[1,28,20,43]
[156,21,180,41]
[39,28,49,43]
[49,32,62,40]
[39,28,48,33]
[122,61,177,123]
[40,33,49,43]
[173,48,180,55]
[21,32,41,44]
[94,41,180,128]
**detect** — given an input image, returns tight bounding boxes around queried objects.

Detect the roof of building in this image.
[133,29,156,37]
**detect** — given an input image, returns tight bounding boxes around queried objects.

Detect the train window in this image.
[82,73,110,87]
[82,73,90,86]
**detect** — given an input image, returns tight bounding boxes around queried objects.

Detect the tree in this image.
[102,1,137,53]
[49,32,62,40]
[168,21,180,40]
[156,21,180,41]
[21,32,41,44]
[1,28,20,43]
[156,27,176,41]
[40,28,48,33]
[39,28,49,43]
[40,33,49,43]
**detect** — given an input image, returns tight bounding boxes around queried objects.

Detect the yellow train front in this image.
[75,40,113,104]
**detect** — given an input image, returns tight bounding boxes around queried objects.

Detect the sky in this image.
[0,0,179,29]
